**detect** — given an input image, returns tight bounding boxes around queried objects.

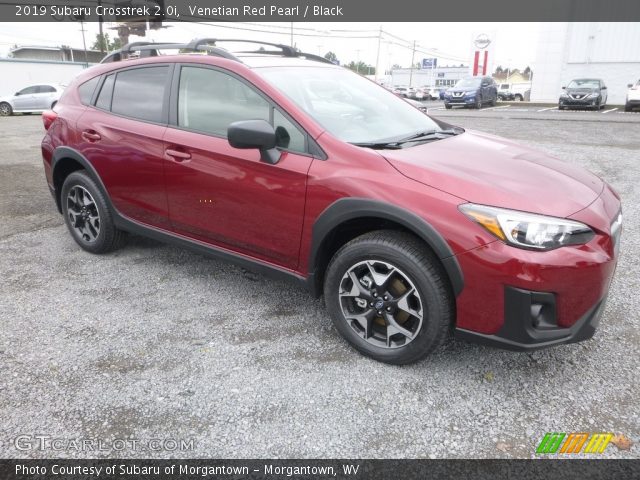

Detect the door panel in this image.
[163,128,311,268]
[75,108,170,228]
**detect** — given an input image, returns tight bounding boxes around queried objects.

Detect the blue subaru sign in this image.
[422,58,437,69]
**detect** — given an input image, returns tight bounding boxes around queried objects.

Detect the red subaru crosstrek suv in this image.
[41,40,622,364]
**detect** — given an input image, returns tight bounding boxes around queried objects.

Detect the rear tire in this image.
[61,171,126,254]
[514,94,523,101]
[324,230,453,365]
[0,102,12,116]
[625,104,632,112]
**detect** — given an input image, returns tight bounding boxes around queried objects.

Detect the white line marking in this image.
[483,105,512,111]
[537,107,557,112]
[601,108,618,114]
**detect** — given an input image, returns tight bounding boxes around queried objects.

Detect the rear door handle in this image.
[165,148,192,162]
[81,130,101,142]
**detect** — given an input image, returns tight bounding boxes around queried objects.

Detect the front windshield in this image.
[257,66,442,144]
[454,78,481,88]
[567,79,600,89]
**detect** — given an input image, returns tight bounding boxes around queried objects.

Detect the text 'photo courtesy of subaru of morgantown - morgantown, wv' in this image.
[41,39,622,365]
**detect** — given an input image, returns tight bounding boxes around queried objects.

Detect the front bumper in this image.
[455,287,607,351]
[445,95,476,105]
[453,184,621,351]
[559,96,598,107]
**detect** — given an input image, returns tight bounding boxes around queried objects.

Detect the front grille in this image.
[570,93,587,100]
[451,91,465,98]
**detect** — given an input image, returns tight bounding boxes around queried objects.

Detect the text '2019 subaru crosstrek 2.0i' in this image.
[41,40,622,364]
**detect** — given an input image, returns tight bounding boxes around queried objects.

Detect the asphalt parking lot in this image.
[0,111,638,459]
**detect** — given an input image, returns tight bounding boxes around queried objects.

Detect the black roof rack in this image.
[100,38,334,65]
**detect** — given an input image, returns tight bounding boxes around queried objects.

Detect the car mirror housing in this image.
[561,86,566,89]
[227,119,281,165]
[629,84,634,88]
[601,86,607,90]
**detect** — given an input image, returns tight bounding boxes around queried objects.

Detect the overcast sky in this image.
[0,22,540,71]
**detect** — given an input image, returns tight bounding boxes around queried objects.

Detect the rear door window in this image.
[111,66,169,123]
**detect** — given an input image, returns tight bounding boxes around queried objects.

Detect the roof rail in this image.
[100,38,334,65]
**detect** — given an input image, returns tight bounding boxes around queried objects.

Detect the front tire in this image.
[444,103,452,110]
[514,94,523,101]
[324,231,453,365]
[0,102,12,116]
[61,171,126,254]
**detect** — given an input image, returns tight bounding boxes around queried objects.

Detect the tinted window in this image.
[18,86,38,95]
[38,85,56,93]
[95,74,115,110]
[78,78,99,105]
[111,66,168,122]
[273,109,305,153]
[178,66,269,136]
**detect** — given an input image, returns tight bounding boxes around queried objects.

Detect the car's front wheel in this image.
[444,103,452,110]
[0,102,12,116]
[61,171,126,254]
[324,231,453,364]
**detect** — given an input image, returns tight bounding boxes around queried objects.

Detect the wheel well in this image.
[52,158,84,212]
[312,217,453,298]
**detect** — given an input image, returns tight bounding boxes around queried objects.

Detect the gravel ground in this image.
[0,113,638,459]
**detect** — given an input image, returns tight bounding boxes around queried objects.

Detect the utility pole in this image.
[356,49,361,74]
[79,20,88,67]
[409,40,416,87]
[374,26,382,83]
[97,0,104,53]
[290,22,294,47]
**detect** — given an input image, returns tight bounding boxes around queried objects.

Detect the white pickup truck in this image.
[626,79,640,112]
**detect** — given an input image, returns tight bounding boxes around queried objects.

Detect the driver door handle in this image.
[165,148,192,162]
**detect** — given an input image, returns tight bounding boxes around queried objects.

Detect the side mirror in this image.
[629,84,634,88]
[228,119,281,165]
[601,85,607,90]
[561,86,566,89]
[14,92,21,96]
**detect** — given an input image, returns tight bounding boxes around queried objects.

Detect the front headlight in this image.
[560,92,569,98]
[459,204,594,251]
[465,91,476,96]
[587,93,599,98]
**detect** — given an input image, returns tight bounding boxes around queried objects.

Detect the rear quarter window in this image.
[110,66,169,123]
[78,77,100,105]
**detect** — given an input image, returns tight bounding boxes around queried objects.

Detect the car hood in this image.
[446,87,478,93]
[565,88,599,94]
[381,130,604,217]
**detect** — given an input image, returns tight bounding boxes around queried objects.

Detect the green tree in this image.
[324,51,338,63]
[91,33,121,52]
[346,61,374,75]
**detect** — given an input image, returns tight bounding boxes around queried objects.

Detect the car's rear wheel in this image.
[61,171,126,254]
[514,94,523,101]
[625,103,632,112]
[0,102,12,116]
[324,230,453,364]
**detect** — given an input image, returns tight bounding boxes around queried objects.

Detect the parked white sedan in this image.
[0,84,64,116]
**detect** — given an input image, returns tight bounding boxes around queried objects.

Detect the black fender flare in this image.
[51,146,113,213]
[308,198,464,297]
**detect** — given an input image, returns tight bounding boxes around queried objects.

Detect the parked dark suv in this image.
[559,78,608,110]
[41,39,622,364]
[443,76,498,109]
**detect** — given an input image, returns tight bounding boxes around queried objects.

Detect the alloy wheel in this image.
[66,185,100,242]
[338,260,424,349]
[0,103,11,116]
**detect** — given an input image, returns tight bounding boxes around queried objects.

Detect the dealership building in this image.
[389,65,468,88]
[531,22,640,104]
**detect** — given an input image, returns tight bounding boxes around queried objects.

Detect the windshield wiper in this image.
[352,127,464,149]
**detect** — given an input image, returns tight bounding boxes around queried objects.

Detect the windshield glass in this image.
[454,78,481,88]
[257,66,442,144]
[567,79,600,89]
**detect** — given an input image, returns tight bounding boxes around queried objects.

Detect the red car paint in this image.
[41,54,621,347]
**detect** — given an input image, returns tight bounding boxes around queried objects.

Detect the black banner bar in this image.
[1,0,640,22]
[0,459,639,480]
